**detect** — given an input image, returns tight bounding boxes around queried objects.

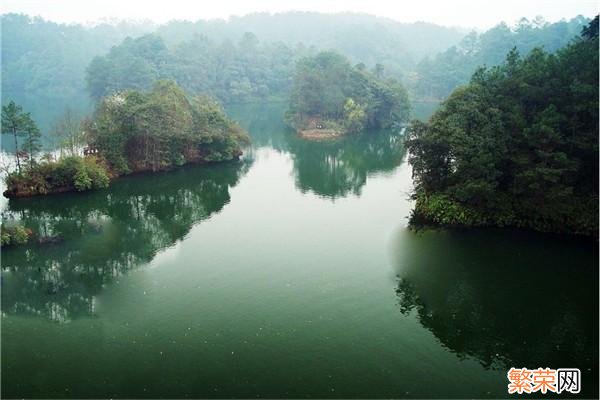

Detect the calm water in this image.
[1,103,598,398]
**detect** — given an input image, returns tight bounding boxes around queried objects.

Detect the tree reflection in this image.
[284,129,406,199]
[391,227,599,393]
[229,102,407,199]
[1,160,250,322]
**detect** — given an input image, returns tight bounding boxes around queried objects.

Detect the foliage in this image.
[406,20,599,236]
[1,13,153,137]
[286,51,410,133]
[1,225,33,246]
[1,100,41,171]
[84,14,467,107]
[4,156,110,197]
[343,98,367,133]
[85,80,249,174]
[413,16,591,100]
[51,108,86,156]
[86,33,307,105]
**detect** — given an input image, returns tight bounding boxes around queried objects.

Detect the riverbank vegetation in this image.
[0,224,33,246]
[2,81,249,198]
[406,17,599,236]
[285,51,410,137]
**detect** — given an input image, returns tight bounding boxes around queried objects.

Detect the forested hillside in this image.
[0,14,153,134]
[86,32,307,104]
[413,16,590,100]
[0,11,592,144]
[153,12,466,69]
[1,12,462,142]
[406,17,599,236]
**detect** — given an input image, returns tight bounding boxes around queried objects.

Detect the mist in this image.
[2,0,597,29]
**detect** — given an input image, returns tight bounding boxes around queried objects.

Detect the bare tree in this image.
[52,107,84,157]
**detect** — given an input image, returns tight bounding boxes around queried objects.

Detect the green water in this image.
[1,103,598,398]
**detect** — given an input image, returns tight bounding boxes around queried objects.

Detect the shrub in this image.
[1,225,33,246]
[4,155,110,196]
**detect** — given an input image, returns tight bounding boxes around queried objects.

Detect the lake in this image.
[1,103,598,398]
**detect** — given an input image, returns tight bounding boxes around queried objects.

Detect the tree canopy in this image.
[286,51,410,134]
[86,80,249,174]
[1,101,41,172]
[3,81,249,198]
[86,33,306,105]
[406,18,599,236]
[412,16,591,100]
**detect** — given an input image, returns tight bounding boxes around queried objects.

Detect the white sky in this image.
[1,0,598,29]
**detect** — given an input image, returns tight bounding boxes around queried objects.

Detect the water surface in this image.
[1,103,598,398]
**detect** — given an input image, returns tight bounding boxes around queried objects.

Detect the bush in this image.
[1,225,33,246]
[73,156,110,191]
[4,155,110,197]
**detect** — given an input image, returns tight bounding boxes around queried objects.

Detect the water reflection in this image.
[391,228,599,394]
[285,131,405,199]
[1,160,250,322]
[228,102,407,199]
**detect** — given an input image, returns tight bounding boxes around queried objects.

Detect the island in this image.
[285,51,410,139]
[405,20,598,237]
[2,80,249,198]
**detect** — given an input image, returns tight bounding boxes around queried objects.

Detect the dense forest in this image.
[285,52,410,136]
[2,81,248,198]
[1,13,153,133]
[413,16,590,100]
[86,32,306,104]
[406,17,599,236]
[1,12,464,141]
[4,11,590,146]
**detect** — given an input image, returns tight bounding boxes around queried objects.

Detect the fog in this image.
[2,0,597,28]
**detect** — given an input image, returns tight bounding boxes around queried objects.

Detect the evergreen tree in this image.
[1,101,40,172]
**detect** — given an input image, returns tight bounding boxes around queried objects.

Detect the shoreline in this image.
[3,153,242,199]
[411,194,598,238]
[297,128,344,140]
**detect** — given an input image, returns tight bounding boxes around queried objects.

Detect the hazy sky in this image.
[2,0,597,28]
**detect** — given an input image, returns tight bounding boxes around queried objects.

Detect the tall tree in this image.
[51,108,84,156]
[22,116,41,168]
[1,101,39,172]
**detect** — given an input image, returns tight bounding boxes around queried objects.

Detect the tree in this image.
[22,117,42,168]
[413,16,591,100]
[52,108,85,156]
[343,98,366,133]
[1,101,40,172]
[581,15,598,40]
[86,80,248,174]
[406,21,598,235]
[287,51,411,133]
[373,63,384,79]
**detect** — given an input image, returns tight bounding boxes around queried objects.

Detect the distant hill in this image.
[155,12,467,70]
[411,16,590,100]
[0,11,591,146]
[1,13,153,141]
[0,12,464,144]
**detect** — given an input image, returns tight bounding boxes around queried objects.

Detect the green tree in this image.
[51,108,85,156]
[86,80,248,174]
[343,98,366,133]
[22,117,42,168]
[1,101,39,172]
[406,19,599,235]
[287,51,410,133]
